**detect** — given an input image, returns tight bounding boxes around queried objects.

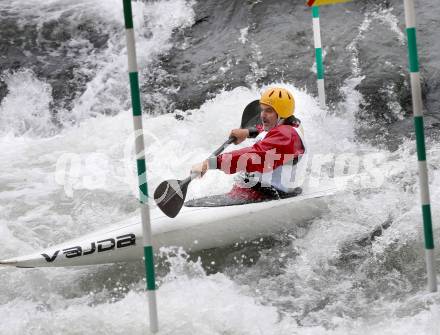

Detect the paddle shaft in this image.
[212,137,235,156]
[179,137,236,191]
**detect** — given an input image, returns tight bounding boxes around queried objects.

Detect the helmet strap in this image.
[277,116,283,125]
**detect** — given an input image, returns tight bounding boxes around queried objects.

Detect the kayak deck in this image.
[184,187,303,207]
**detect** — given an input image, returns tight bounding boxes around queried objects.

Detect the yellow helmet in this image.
[260,87,295,119]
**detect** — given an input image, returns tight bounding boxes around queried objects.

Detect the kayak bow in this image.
[0,189,335,268]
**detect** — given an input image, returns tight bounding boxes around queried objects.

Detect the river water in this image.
[0,0,439,334]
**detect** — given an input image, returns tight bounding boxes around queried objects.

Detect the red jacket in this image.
[216,124,305,174]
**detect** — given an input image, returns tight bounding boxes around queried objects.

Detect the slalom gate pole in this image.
[307,1,354,107]
[403,0,437,292]
[312,6,326,108]
[122,0,160,330]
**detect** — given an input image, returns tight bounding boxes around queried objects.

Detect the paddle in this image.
[154,100,261,218]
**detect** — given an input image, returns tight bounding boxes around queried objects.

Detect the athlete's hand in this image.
[191,160,208,178]
[230,128,249,144]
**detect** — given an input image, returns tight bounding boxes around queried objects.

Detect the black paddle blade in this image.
[240,99,262,129]
[154,178,190,218]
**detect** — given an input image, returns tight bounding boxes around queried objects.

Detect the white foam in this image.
[0,70,55,136]
[1,0,196,135]
[1,1,440,333]
[239,26,249,44]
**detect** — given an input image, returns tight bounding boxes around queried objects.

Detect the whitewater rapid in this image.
[1,0,440,334]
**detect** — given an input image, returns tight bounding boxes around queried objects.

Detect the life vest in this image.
[247,125,306,193]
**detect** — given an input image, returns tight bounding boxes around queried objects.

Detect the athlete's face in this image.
[260,103,278,131]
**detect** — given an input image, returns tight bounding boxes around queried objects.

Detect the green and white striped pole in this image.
[404,0,437,292]
[122,0,160,331]
[312,6,326,108]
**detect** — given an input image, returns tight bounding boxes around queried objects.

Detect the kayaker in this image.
[191,87,306,200]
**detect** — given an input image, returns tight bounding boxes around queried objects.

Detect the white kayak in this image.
[0,189,335,268]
